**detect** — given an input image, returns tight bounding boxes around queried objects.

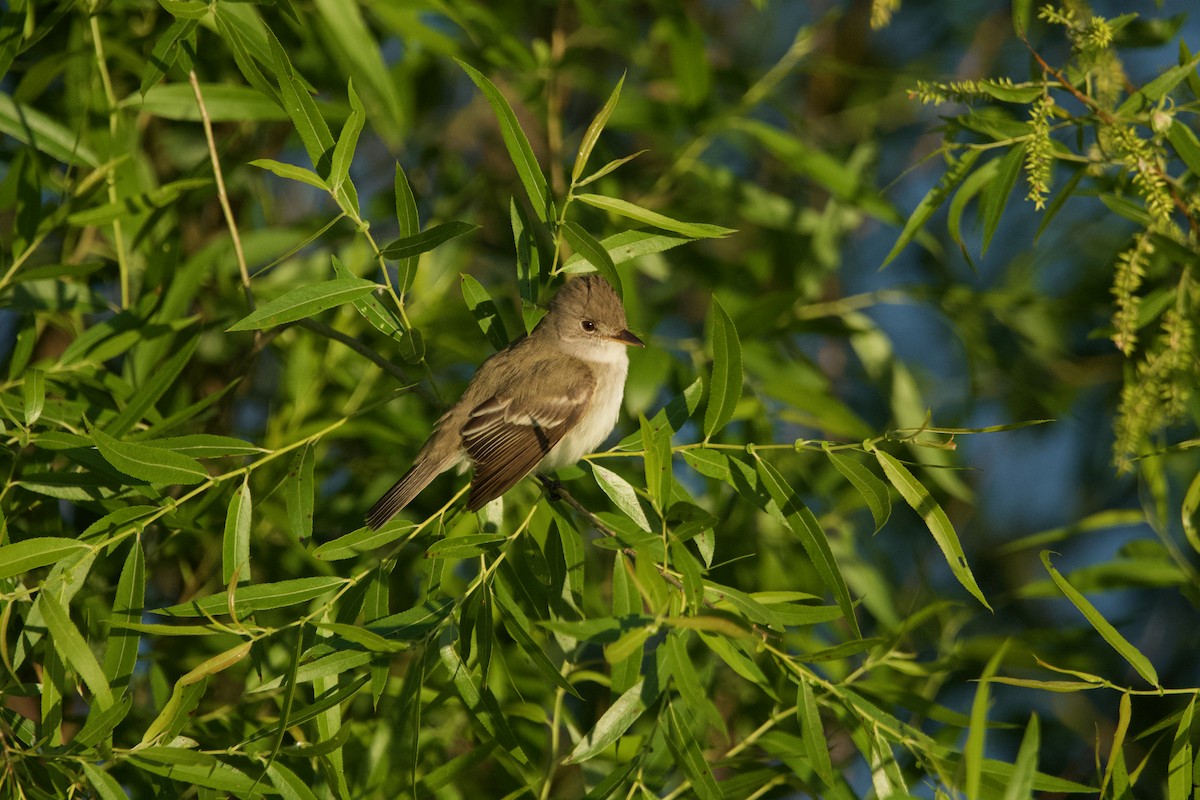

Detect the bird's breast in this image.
[539,356,628,471]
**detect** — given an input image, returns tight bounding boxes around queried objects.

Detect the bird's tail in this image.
[365,453,452,530]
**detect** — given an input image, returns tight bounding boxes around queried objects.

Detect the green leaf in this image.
[105,335,199,438]
[128,83,286,122]
[266,27,334,171]
[981,143,1027,255]
[565,679,650,763]
[394,163,421,292]
[379,220,479,260]
[0,91,100,167]
[67,178,212,227]
[875,450,991,610]
[102,540,145,693]
[755,458,860,638]
[560,221,623,297]
[22,367,44,426]
[562,230,692,274]
[138,434,261,458]
[798,676,834,785]
[460,274,510,351]
[665,702,721,800]
[592,462,651,532]
[285,442,316,540]
[1040,551,1159,686]
[882,149,980,267]
[227,277,377,331]
[1116,53,1200,115]
[641,414,672,514]
[572,73,625,184]
[425,533,508,560]
[250,158,328,191]
[157,576,347,617]
[222,476,253,583]
[1167,696,1194,800]
[82,762,127,800]
[130,749,259,795]
[492,575,581,699]
[574,193,734,238]
[437,630,530,764]
[458,59,551,222]
[619,377,704,450]
[1166,119,1200,177]
[1003,715,1040,800]
[330,79,364,191]
[703,296,743,439]
[1012,0,1033,35]
[824,448,891,532]
[91,426,208,485]
[664,631,724,733]
[313,522,416,561]
[966,639,1010,799]
[0,538,90,581]
[40,591,115,710]
[1183,470,1200,555]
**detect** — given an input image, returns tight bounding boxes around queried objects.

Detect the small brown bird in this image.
[366,275,644,529]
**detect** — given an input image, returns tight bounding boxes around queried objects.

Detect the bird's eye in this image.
[581,320,596,332]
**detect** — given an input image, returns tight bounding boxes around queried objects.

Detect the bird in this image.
[366,275,644,529]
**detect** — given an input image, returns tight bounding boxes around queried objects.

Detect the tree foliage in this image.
[0,1,1198,798]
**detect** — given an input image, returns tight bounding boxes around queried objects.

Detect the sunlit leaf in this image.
[227,277,378,331]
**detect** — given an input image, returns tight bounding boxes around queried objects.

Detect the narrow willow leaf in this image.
[572,73,625,184]
[981,143,1027,255]
[266,29,334,171]
[426,533,508,560]
[250,158,328,190]
[697,631,775,695]
[1167,696,1195,800]
[329,81,364,191]
[67,178,212,227]
[798,676,834,785]
[1116,53,1200,115]
[619,377,704,450]
[1182,470,1200,555]
[755,459,860,638]
[139,434,261,458]
[179,640,253,686]
[130,749,258,794]
[460,274,510,351]
[1166,120,1200,177]
[0,92,100,167]
[22,368,44,426]
[882,149,981,267]
[512,198,541,306]
[664,631,724,733]
[39,592,114,710]
[1040,551,1159,686]
[285,442,316,540]
[641,414,672,513]
[394,163,420,292]
[1002,714,1040,800]
[703,296,742,439]
[824,447,891,532]
[91,426,208,485]
[332,254,405,339]
[222,476,252,583]
[560,221,622,297]
[574,193,734,238]
[105,335,199,438]
[267,762,322,800]
[379,220,479,260]
[565,679,649,764]
[82,762,127,800]
[438,631,530,763]
[575,151,647,188]
[227,277,377,331]
[592,463,651,532]
[313,522,416,561]
[156,576,347,617]
[875,450,991,610]
[610,552,641,695]
[133,84,286,122]
[1012,0,1033,35]
[966,640,1011,799]
[492,576,581,698]
[457,59,551,222]
[665,702,721,800]
[562,229,691,273]
[1101,695,1131,798]
[102,540,144,693]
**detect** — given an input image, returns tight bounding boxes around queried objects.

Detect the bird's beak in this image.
[610,329,645,348]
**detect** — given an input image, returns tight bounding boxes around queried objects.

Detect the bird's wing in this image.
[461,361,594,510]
